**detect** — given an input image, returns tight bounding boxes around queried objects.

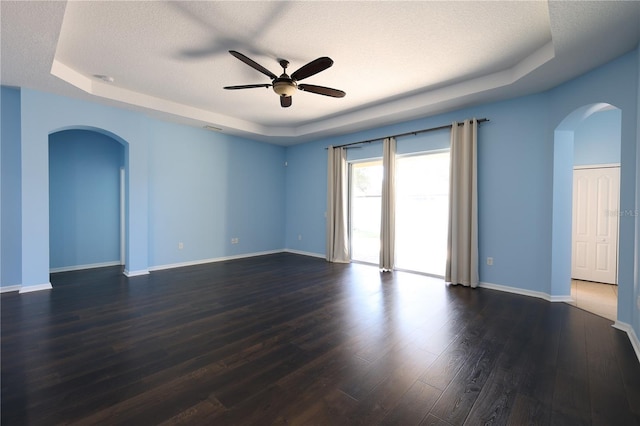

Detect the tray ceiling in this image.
[2,1,639,145]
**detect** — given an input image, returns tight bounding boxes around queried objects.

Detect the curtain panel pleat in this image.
[379,137,396,271]
[446,119,479,287]
[326,146,350,263]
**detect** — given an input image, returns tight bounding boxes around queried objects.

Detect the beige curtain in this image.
[326,145,350,263]
[446,119,479,287]
[379,137,396,271]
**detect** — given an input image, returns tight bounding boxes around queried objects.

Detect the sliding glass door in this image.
[349,151,450,275]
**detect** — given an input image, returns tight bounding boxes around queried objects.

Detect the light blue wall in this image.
[148,121,285,267]
[473,95,552,294]
[49,130,124,269]
[284,138,328,255]
[1,86,22,287]
[551,130,574,297]
[574,109,621,166]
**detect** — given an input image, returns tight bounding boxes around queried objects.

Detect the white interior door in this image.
[571,166,619,284]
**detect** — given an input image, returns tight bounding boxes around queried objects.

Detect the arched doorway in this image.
[551,103,622,320]
[49,128,126,274]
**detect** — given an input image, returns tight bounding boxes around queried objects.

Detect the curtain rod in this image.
[327,118,489,149]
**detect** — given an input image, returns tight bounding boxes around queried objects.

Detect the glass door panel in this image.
[350,160,383,264]
[395,151,450,276]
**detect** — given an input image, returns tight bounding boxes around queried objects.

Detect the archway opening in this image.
[552,103,622,320]
[49,128,127,274]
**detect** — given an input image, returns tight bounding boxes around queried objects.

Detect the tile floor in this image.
[567,279,617,321]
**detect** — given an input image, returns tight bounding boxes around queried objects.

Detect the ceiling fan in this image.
[223,50,346,108]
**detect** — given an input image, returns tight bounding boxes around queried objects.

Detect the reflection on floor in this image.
[567,279,617,321]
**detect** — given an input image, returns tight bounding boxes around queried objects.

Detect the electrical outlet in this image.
[298,234,302,241]
[486,257,493,266]
[178,242,184,250]
[231,238,239,244]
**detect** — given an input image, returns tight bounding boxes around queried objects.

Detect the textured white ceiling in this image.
[2,1,639,145]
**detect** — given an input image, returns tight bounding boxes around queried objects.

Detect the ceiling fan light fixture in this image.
[272,80,297,97]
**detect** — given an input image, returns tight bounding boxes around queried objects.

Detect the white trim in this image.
[612,321,640,364]
[573,163,620,170]
[0,285,22,293]
[479,281,572,303]
[123,269,150,277]
[148,250,284,272]
[283,249,325,259]
[50,261,121,274]
[120,167,125,265]
[19,283,52,293]
[70,250,326,276]
[548,294,575,303]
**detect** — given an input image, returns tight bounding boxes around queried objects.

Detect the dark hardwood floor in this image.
[2,253,640,425]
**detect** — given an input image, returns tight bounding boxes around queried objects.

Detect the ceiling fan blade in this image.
[291,57,333,81]
[229,50,277,80]
[224,84,272,90]
[298,84,346,98]
[280,96,292,108]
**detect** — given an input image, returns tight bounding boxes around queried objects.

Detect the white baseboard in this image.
[50,261,121,273]
[0,285,22,293]
[148,249,284,272]
[548,294,575,303]
[47,250,322,277]
[123,269,150,277]
[479,281,571,303]
[19,283,52,293]
[612,321,640,364]
[283,248,325,259]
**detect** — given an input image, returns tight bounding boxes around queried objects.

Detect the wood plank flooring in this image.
[2,253,639,425]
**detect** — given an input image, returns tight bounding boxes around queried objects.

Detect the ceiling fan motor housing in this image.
[273,77,297,97]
